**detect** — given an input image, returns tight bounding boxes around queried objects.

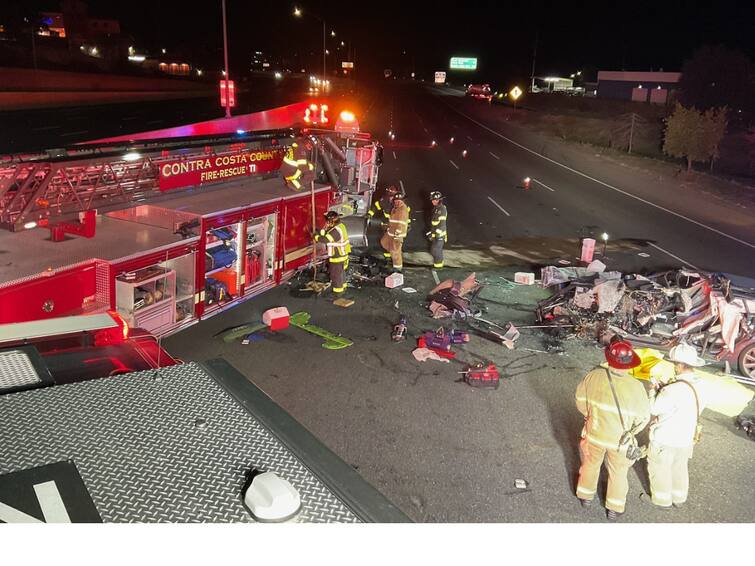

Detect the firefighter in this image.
[380,192,409,273]
[282,142,314,191]
[369,185,398,262]
[314,211,351,293]
[643,344,706,510]
[427,191,447,269]
[575,338,650,520]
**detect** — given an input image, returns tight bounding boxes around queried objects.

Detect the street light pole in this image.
[322,19,326,78]
[221,0,231,118]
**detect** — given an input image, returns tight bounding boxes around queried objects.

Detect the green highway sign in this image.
[449,57,478,70]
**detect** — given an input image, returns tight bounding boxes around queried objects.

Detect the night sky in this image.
[15,0,755,83]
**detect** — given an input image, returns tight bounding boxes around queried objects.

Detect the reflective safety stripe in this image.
[606,497,626,507]
[329,256,349,263]
[383,252,392,258]
[431,220,440,226]
[437,215,447,220]
[671,490,688,497]
[576,486,596,496]
[433,262,444,268]
[579,398,648,420]
[585,433,621,450]
[390,220,408,225]
[333,286,346,293]
[375,202,382,210]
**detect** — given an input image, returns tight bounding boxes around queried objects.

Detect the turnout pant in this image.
[329,259,348,293]
[576,438,633,513]
[380,233,403,271]
[647,442,694,507]
[430,237,445,268]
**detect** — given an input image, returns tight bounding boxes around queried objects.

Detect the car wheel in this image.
[738,342,755,379]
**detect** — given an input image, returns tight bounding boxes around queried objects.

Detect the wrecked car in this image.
[536,268,755,380]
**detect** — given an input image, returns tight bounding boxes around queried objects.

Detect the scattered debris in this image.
[216,322,267,343]
[263,307,290,331]
[460,362,500,389]
[385,272,404,288]
[514,479,529,490]
[412,347,451,363]
[536,269,755,377]
[289,311,353,350]
[333,298,355,308]
[392,315,408,342]
[427,272,482,319]
[402,287,418,294]
[514,272,536,285]
[736,415,755,440]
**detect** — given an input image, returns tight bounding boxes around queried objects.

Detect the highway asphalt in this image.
[360,82,755,279]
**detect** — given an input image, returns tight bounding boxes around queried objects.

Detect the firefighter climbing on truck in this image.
[282,141,314,190]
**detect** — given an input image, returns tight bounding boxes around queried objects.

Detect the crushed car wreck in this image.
[536,268,755,380]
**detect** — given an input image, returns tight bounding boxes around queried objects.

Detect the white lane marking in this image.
[122,116,139,120]
[35,481,71,523]
[431,270,440,284]
[532,177,555,192]
[147,119,163,124]
[489,151,500,160]
[399,180,405,193]
[31,125,61,131]
[449,160,459,169]
[444,105,755,250]
[392,151,397,160]
[487,196,511,216]
[423,127,429,133]
[648,243,699,269]
[466,135,473,141]
[60,130,89,137]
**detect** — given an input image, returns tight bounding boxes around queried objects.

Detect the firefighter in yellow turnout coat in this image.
[380,193,409,272]
[575,339,650,520]
[314,211,351,293]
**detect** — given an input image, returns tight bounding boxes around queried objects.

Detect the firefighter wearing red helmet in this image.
[574,337,650,520]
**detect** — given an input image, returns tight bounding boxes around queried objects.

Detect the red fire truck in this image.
[0,102,380,338]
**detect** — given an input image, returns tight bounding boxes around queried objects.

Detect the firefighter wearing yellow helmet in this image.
[282,142,314,191]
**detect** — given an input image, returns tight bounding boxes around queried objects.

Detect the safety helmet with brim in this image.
[605,338,641,369]
[667,343,705,367]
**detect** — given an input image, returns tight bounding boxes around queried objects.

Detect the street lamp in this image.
[221,0,231,118]
[293,6,327,78]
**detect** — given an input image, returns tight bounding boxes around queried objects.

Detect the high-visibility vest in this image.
[315,222,351,263]
[575,367,651,450]
[430,203,448,241]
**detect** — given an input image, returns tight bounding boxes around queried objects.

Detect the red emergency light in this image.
[219,80,236,108]
[303,103,328,125]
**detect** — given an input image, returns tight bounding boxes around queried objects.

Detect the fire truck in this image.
[0,101,410,524]
[0,100,380,338]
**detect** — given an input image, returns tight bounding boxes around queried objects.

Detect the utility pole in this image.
[30,22,38,70]
[322,19,326,77]
[628,113,636,154]
[221,0,231,118]
[530,30,538,92]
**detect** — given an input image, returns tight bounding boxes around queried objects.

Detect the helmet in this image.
[392,191,405,202]
[605,338,641,369]
[667,343,705,367]
[430,191,444,201]
[324,211,340,223]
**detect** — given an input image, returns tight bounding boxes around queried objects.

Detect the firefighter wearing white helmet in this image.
[282,142,314,191]
[314,211,351,293]
[427,191,447,269]
[643,343,706,510]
